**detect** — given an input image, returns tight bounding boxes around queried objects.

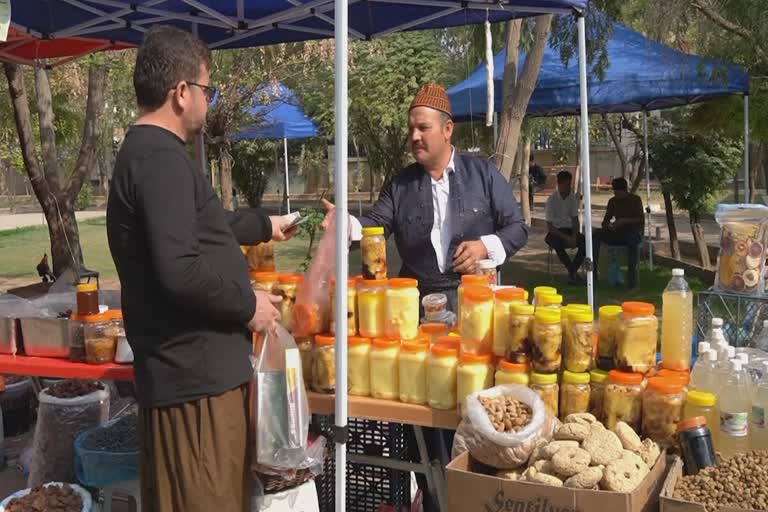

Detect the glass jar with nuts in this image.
[616,302,658,373]
[478,395,533,433]
[532,308,562,373]
[642,377,687,447]
[531,371,559,417]
[560,370,591,420]
[604,370,644,431]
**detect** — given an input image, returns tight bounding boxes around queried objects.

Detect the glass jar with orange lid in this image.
[642,377,687,447]
[597,305,623,370]
[313,335,336,393]
[532,286,557,306]
[532,308,562,373]
[358,279,387,339]
[399,340,429,404]
[531,372,559,417]
[604,370,644,431]
[493,288,529,358]
[251,271,279,293]
[435,336,461,350]
[457,275,491,329]
[348,336,371,396]
[420,323,450,344]
[460,285,494,354]
[427,344,459,410]
[370,338,400,400]
[276,274,303,332]
[385,278,420,340]
[495,360,530,386]
[76,282,99,316]
[330,277,358,336]
[616,302,658,373]
[457,353,494,415]
[560,370,591,420]
[296,336,313,387]
[658,368,691,390]
[563,309,594,373]
[83,313,116,365]
[589,369,609,422]
[361,226,387,280]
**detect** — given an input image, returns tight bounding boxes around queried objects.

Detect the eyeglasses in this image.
[172,81,219,104]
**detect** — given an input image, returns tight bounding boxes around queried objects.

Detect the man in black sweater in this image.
[106,26,295,512]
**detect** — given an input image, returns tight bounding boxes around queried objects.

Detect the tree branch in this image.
[34,66,63,194]
[689,0,768,63]
[602,113,627,178]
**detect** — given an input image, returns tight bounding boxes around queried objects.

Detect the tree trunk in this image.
[630,157,645,195]
[689,210,711,268]
[602,113,628,179]
[219,148,234,211]
[495,19,521,176]
[662,189,680,259]
[519,139,532,226]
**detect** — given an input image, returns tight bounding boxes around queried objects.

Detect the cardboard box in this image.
[446,451,668,512]
[660,457,762,512]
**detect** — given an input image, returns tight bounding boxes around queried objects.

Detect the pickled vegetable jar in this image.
[597,305,623,370]
[348,336,371,396]
[560,370,591,420]
[330,277,358,336]
[385,278,420,340]
[422,293,448,322]
[533,286,557,306]
[370,338,400,400]
[460,285,494,354]
[495,361,530,386]
[296,336,313,387]
[616,302,658,373]
[531,372,559,417]
[313,335,336,393]
[493,289,530,358]
[504,303,534,364]
[642,377,686,447]
[685,390,719,450]
[563,310,594,373]
[457,353,494,415]
[532,308,562,373]
[276,273,303,332]
[604,370,644,432]
[589,369,609,422]
[457,275,490,330]
[251,271,279,293]
[358,279,387,338]
[83,313,116,365]
[427,344,459,410]
[361,226,387,280]
[538,293,563,309]
[419,323,450,344]
[399,340,429,404]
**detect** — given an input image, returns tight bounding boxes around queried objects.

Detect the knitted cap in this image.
[409,82,452,118]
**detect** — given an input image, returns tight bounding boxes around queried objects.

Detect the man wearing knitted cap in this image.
[324,82,528,312]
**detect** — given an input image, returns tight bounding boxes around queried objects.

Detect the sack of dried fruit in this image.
[714,204,768,296]
[452,385,559,469]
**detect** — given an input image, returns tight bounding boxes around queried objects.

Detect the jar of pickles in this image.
[385,278,420,340]
[251,271,279,293]
[532,308,562,373]
[83,313,116,365]
[493,289,530,358]
[361,226,387,280]
[495,361,530,386]
[399,340,429,404]
[559,371,591,420]
[460,285,494,354]
[427,344,459,410]
[531,372,559,417]
[503,303,534,364]
[348,336,371,396]
[296,336,313,387]
[277,274,303,332]
[457,275,490,329]
[457,353,494,415]
[589,369,609,422]
[538,293,563,309]
[330,277,358,336]
[563,310,594,373]
[533,286,557,306]
[604,370,644,432]
[642,377,687,447]
[358,279,387,338]
[419,323,450,344]
[370,338,400,400]
[597,305,623,370]
[313,335,336,393]
[616,302,658,374]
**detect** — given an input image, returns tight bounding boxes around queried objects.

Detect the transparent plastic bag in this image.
[252,324,311,470]
[714,204,768,296]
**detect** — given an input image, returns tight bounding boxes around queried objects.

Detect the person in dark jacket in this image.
[106,26,296,512]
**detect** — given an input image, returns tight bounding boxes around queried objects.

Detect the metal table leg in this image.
[414,426,447,512]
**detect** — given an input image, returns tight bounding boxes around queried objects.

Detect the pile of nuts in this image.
[47,379,103,399]
[5,484,83,512]
[479,396,533,433]
[673,450,768,512]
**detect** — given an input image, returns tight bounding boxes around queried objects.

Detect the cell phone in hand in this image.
[282,213,309,231]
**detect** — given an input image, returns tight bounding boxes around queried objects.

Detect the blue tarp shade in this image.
[9,1,586,50]
[447,22,750,120]
[233,83,319,140]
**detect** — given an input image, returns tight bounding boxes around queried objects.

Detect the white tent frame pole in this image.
[744,94,750,203]
[334,0,349,510]
[284,137,292,214]
[577,14,594,308]
[642,111,653,271]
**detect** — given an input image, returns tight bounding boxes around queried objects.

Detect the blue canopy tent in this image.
[9,1,595,509]
[233,82,320,213]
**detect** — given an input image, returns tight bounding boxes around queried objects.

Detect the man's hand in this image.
[248,290,282,333]
[452,240,489,274]
[320,198,335,231]
[269,215,299,241]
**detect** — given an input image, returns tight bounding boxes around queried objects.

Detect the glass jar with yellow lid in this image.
[501,302,534,364]
[348,336,371,396]
[563,309,594,373]
[358,279,387,339]
[370,338,400,400]
[312,335,336,393]
[642,377,686,447]
[532,308,562,373]
[399,340,429,404]
[531,372,559,417]
[589,369,609,421]
[493,288,529,358]
[385,278,420,340]
[685,390,719,450]
[457,275,491,330]
[597,305,623,370]
[330,277,358,336]
[276,274,303,332]
[361,226,387,280]
[419,323,450,344]
[457,353,494,415]
[616,302,658,373]
[250,271,279,293]
[495,360,531,387]
[560,370,591,419]
[604,370,644,431]
[427,344,459,410]
[533,286,557,306]
[460,285,494,354]
[538,293,563,309]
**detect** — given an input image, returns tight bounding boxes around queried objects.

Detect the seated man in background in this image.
[592,177,645,288]
[544,171,585,284]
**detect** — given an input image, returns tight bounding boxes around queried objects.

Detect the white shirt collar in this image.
[431,147,456,184]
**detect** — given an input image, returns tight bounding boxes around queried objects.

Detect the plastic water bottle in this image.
[719,359,752,458]
[697,341,711,358]
[753,320,768,353]
[661,269,694,371]
[708,318,728,346]
[752,361,768,450]
[691,349,720,395]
